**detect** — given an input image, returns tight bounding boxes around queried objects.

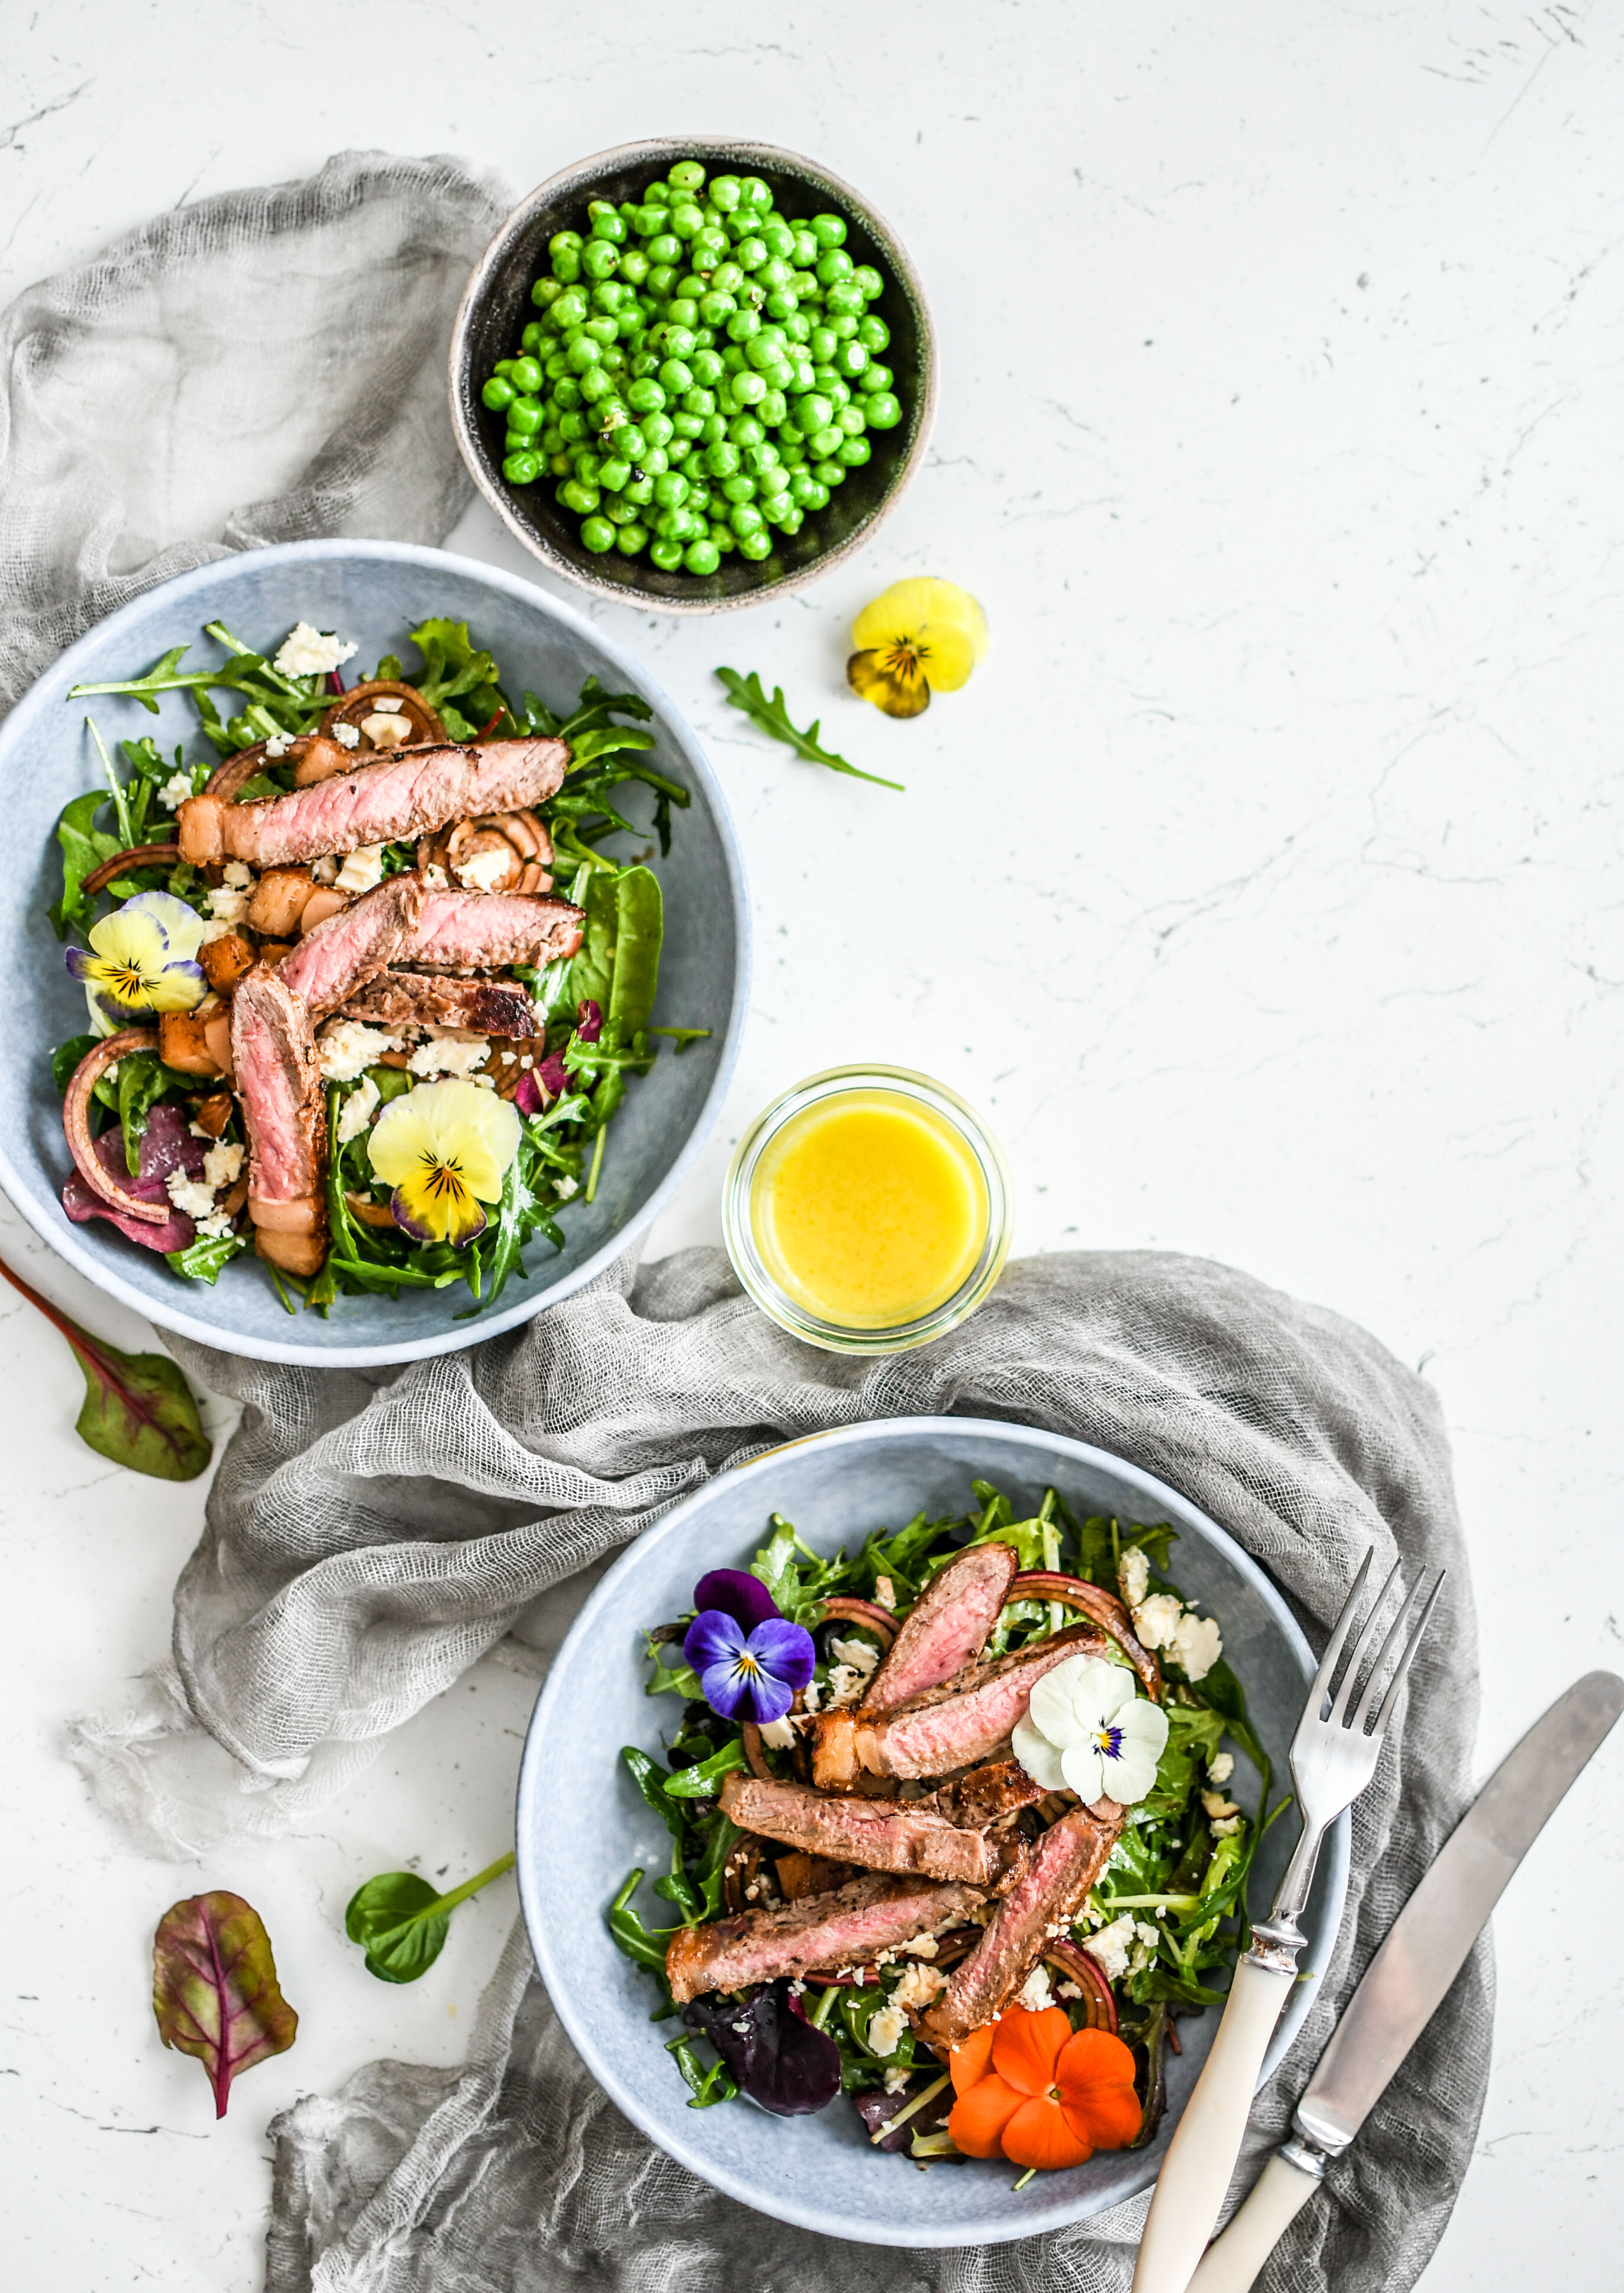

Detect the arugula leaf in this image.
[344,1852,515,1984]
[166,1232,247,1284]
[607,1868,680,1979]
[715,666,903,790]
[406,618,503,709]
[0,1255,211,1480]
[152,1891,298,2117]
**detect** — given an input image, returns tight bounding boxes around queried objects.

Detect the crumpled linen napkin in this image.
[73,1245,1486,2293]
[0,146,509,719]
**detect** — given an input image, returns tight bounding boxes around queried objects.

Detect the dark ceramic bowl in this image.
[449,139,937,613]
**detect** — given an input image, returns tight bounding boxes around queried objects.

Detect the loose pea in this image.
[787,469,819,507]
[726,306,761,344]
[616,522,650,556]
[506,399,545,435]
[482,376,515,411]
[564,337,596,375]
[598,457,631,492]
[670,202,704,241]
[780,506,805,535]
[631,205,664,238]
[757,387,787,427]
[588,204,627,243]
[736,235,768,272]
[727,412,765,447]
[521,319,547,350]
[757,257,794,296]
[553,373,583,408]
[619,247,651,287]
[684,537,721,574]
[580,369,614,404]
[574,448,603,482]
[825,377,851,408]
[838,435,872,464]
[806,423,842,458]
[857,313,890,353]
[530,276,559,307]
[756,219,790,260]
[729,502,764,537]
[852,264,884,301]
[550,230,585,262]
[554,288,589,329]
[557,479,600,512]
[828,313,859,341]
[860,360,894,395]
[809,213,846,249]
[837,402,867,437]
[699,289,735,328]
[814,458,847,486]
[669,159,706,193]
[614,422,647,459]
[643,411,675,448]
[833,338,869,378]
[627,377,666,414]
[738,528,773,561]
[624,476,654,505]
[712,259,744,294]
[602,493,637,525]
[825,279,865,318]
[710,523,737,553]
[709,175,742,212]
[671,410,705,439]
[680,386,716,419]
[646,263,678,296]
[508,356,541,394]
[658,357,694,395]
[692,348,724,387]
[653,470,690,508]
[721,473,757,504]
[736,175,770,208]
[763,288,800,322]
[582,241,620,280]
[795,392,834,435]
[667,435,694,462]
[647,234,681,267]
[643,180,673,206]
[809,325,837,364]
[649,537,684,570]
[692,228,729,269]
[549,450,573,475]
[552,246,581,283]
[784,312,812,345]
[539,424,565,454]
[791,227,819,268]
[580,514,616,553]
[729,369,767,408]
[706,440,741,477]
[592,280,627,314]
[502,450,541,484]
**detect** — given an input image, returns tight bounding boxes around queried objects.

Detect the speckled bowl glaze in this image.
[449,138,937,613]
[517,1417,1349,2248]
[0,539,749,1367]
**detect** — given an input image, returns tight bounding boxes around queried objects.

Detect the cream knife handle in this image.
[1184,2149,1321,2293]
[1131,1957,1296,2293]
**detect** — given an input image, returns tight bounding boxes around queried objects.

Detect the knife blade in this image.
[1186,1669,1623,2293]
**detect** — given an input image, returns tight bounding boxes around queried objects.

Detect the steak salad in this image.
[611,1483,1278,2175]
[49,616,705,1316]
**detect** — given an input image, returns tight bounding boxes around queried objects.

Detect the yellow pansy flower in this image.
[367,1077,522,1248]
[846,578,989,718]
[65,890,208,1028]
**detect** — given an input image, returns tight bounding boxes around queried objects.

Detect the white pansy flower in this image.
[1012,1653,1170,1806]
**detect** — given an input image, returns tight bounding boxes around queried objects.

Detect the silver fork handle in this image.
[1131,1955,1297,2293]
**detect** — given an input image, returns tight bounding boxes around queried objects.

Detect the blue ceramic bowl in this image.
[517,1417,1349,2247]
[0,540,749,1367]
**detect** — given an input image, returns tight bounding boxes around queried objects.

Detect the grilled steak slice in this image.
[923,1758,1048,1830]
[339,971,543,1036]
[719,1773,997,1885]
[918,1806,1123,2045]
[664,1873,986,2005]
[406,888,585,972]
[176,735,570,868]
[277,872,426,1019]
[812,1623,1110,1787]
[231,964,325,1254]
[774,1852,857,1901]
[862,1543,1019,1714]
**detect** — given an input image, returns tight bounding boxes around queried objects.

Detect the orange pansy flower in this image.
[947,2005,1141,2172]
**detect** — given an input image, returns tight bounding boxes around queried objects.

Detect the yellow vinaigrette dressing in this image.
[750,1091,990,1329]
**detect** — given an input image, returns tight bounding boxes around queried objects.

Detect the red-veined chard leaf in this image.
[151,1891,298,2117]
[0,1253,211,1480]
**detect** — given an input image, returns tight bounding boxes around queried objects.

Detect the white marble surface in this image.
[2,4,1622,2286]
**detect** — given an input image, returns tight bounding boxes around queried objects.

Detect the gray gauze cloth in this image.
[76,1247,1488,2293]
[0,146,508,718]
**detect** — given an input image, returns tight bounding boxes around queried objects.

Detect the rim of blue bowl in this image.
[515,1415,1352,2247]
[0,538,752,1368]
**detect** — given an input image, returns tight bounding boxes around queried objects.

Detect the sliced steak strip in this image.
[861,1543,1020,1714]
[923,1758,1048,1830]
[918,1806,1124,2045]
[811,1622,1110,1788]
[231,964,325,1269]
[719,1773,996,1886]
[664,1873,986,2005]
[339,971,544,1036]
[176,736,570,868]
[405,887,585,972]
[277,872,427,1019]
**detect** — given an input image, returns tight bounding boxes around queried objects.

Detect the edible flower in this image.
[683,1569,814,1726]
[367,1077,521,1248]
[947,2007,1141,2171]
[65,890,207,1027]
[1012,1653,1170,1806]
[845,577,988,719]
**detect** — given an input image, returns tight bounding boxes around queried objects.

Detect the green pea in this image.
[850,264,883,301]
[671,410,705,439]
[580,369,614,404]
[757,257,794,296]
[809,213,846,249]
[554,376,583,411]
[726,307,761,344]
[660,328,696,363]
[598,457,631,492]
[832,338,869,378]
[577,514,614,554]
[692,348,724,387]
[626,377,666,415]
[656,359,692,397]
[710,523,737,553]
[728,370,766,408]
[505,356,540,394]
[860,361,893,395]
[705,440,741,477]
[757,387,787,427]
[753,219,789,260]
[553,288,590,329]
[548,450,573,475]
[857,314,890,353]
[738,440,777,475]
[643,180,673,206]
[649,537,684,570]
[482,375,516,412]
[612,422,646,460]
[619,247,652,287]
[680,386,716,418]
[602,492,637,525]
[763,289,800,323]
[727,412,765,447]
[667,435,694,463]
[647,233,681,266]
[825,280,865,319]
[784,312,812,345]
[539,424,565,454]
[712,260,744,294]
[589,203,627,243]
[521,321,548,351]
[646,263,678,296]
[698,290,736,328]
[624,476,654,505]
[693,325,717,351]
[551,247,581,283]
[591,280,627,314]
[809,325,837,364]
[793,392,834,435]
[557,479,600,512]
[692,228,729,269]
[574,448,603,481]
[729,502,765,538]
[506,401,544,436]
[736,175,770,209]
[679,537,718,575]
[787,469,819,507]
[736,235,768,273]
[814,458,846,487]
[550,230,584,261]
[616,522,650,556]
[828,312,859,341]
[652,470,690,507]
[502,450,541,485]
[838,435,872,465]
[737,528,772,561]
[709,175,742,212]
[631,205,664,239]
[791,227,819,267]
[643,411,675,448]
[669,159,706,192]
[580,241,618,280]
[670,202,703,241]
[807,423,842,458]
[530,277,560,308]
[721,473,756,505]
[837,402,867,437]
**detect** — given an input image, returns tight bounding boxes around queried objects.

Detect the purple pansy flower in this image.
[683,1569,815,1726]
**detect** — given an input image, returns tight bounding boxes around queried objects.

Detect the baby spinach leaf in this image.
[50,789,122,936]
[663,1737,749,1799]
[166,1232,247,1285]
[152,1890,298,2117]
[608,867,662,1047]
[344,1852,515,1984]
[715,666,903,790]
[607,1868,679,1978]
[0,1254,211,1479]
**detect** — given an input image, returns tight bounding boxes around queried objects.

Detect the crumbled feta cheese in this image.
[802,1678,822,1714]
[333,721,361,750]
[874,1575,896,1611]
[311,854,340,884]
[883,2064,911,2095]
[318,1019,404,1083]
[1118,1546,1150,1610]
[336,1075,380,1145]
[206,887,251,924]
[221,860,255,888]
[1056,1980,1082,2001]
[1016,1964,1055,2013]
[421,863,449,890]
[553,1175,577,1200]
[892,1961,947,2013]
[165,1170,218,1222]
[196,917,234,944]
[335,844,386,894]
[1202,1790,1242,1822]
[370,696,408,715]
[408,1035,490,1080]
[828,1635,880,1677]
[361,711,411,750]
[159,771,193,810]
[1211,1815,1244,1837]
[900,1934,938,1959]
[1083,1914,1138,1984]
[264,732,293,760]
[519,1054,534,1069]
[1173,1611,1223,1682]
[499,1049,516,1064]
[1132,1593,1184,1654]
[453,842,514,893]
[824,1663,868,1709]
[866,2003,906,2058]
[1207,1752,1235,1786]
[756,1713,796,1750]
[273,622,357,678]
[202,1140,244,1191]
[196,1211,235,1239]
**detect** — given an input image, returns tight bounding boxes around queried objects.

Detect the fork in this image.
[1131,1549,1445,2293]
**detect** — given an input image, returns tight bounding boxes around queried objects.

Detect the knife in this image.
[1184,1669,1624,2293]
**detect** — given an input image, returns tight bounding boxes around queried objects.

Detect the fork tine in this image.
[1329,1556,1405,1726]
[1350,1567,1431,1732]
[1307,1548,1374,1718]
[1368,1570,1445,1739]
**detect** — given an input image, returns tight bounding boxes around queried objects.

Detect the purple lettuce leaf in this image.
[682,1980,842,2117]
[62,1105,206,1254]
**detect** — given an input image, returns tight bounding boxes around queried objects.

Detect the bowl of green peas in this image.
[448,140,936,612]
